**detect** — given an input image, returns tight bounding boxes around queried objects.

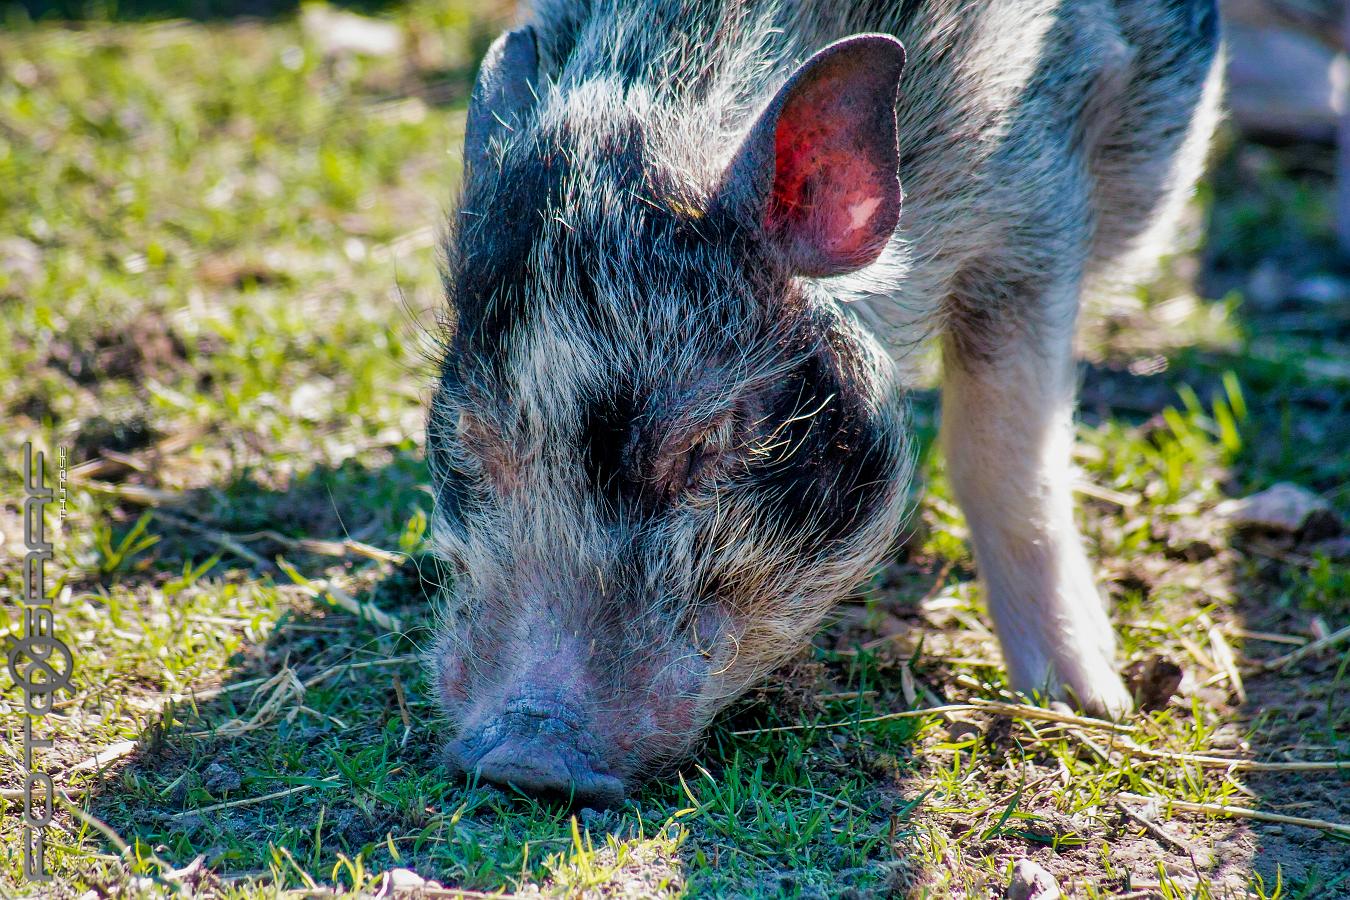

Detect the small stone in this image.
[579,805,610,827]
[379,867,444,895]
[1215,483,1341,539]
[1007,859,1062,900]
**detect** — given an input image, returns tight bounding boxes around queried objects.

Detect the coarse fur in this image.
[427,0,1222,801]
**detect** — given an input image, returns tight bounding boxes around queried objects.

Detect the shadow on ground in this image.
[81,454,462,889]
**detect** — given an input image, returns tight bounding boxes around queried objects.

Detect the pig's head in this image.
[428,31,912,805]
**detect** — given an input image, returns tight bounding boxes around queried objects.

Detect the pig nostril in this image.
[455,733,624,809]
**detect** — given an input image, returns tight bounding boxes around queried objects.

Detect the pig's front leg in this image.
[938,277,1132,718]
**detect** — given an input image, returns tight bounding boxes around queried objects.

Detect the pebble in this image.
[1007,859,1062,900]
[1216,483,1341,539]
[378,867,445,896]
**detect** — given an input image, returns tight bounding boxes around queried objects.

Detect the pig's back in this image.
[874,0,1220,312]
[519,0,1220,327]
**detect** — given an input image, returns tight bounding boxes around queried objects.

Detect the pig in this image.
[427,0,1222,805]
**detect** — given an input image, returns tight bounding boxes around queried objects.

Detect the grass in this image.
[1,3,1348,897]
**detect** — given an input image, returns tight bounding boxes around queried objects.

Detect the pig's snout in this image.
[460,733,624,808]
[446,702,625,808]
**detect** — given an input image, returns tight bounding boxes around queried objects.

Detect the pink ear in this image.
[723,35,905,277]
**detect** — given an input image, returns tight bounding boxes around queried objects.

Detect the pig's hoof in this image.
[1009,644,1133,720]
[1063,667,1133,720]
[1043,649,1134,720]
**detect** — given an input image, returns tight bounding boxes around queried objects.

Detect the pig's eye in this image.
[657,415,735,499]
[681,438,715,488]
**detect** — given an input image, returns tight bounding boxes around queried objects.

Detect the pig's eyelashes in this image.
[652,439,703,500]
[683,442,708,489]
[678,438,717,491]
[656,415,738,500]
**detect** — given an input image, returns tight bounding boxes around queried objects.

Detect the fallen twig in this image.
[67,428,204,481]
[154,510,270,568]
[731,703,980,735]
[1259,622,1350,671]
[1207,623,1247,704]
[1226,626,1307,646]
[160,673,273,705]
[1073,479,1141,508]
[300,653,422,689]
[1062,719,1350,773]
[1177,633,1219,674]
[278,558,406,633]
[77,480,179,505]
[183,667,306,738]
[235,528,404,564]
[64,739,139,776]
[1116,799,1199,857]
[1118,791,1350,838]
[966,698,1137,733]
[1120,746,1350,773]
[171,777,341,818]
